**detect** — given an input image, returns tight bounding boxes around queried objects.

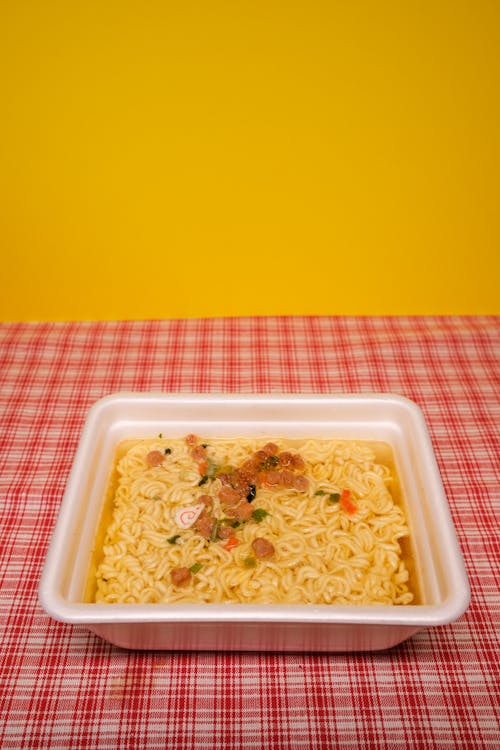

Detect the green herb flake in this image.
[252,508,270,523]
[328,493,341,503]
[164,448,172,455]
[314,490,326,496]
[260,455,279,470]
[158,433,163,438]
[198,475,209,486]
[215,518,241,530]
[243,557,257,568]
[189,562,203,575]
[167,534,181,544]
[209,522,220,543]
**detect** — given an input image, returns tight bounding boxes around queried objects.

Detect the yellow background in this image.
[1,1,499,321]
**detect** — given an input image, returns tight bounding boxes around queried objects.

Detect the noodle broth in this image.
[86,436,419,606]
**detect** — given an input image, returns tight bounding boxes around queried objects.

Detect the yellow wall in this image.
[1,1,499,321]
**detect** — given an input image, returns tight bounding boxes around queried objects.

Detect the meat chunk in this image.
[226,500,254,522]
[235,463,258,486]
[291,454,305,470]
[216,472,234,486]
[251,537,275,559]
[293,474,309,492]
[263,470,281,486]
[170,567,191,587]
[218,486,243,508]
[280,469,296,488]
[253,450,268,463]
[145,450,164,467]
[278,451,294,466]
[198,494,213,507]
[193,510,215,539]
[262,442,279,456]
[218,524,236,539]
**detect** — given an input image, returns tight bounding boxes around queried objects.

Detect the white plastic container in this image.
[39,393,470,651]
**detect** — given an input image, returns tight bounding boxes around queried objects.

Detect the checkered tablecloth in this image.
[0,316,498,749]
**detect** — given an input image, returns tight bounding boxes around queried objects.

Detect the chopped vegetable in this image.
[328,493,341,503]
[252,508,269,523]
[339,489,357,514]
[165,448,172,455]
[197,457,219,482]
[314,490,326,496]
[224,537,239,551]
[189,562,203,574]
[206,458,219,476]
[167,534,181,544]
[243,557,257,568]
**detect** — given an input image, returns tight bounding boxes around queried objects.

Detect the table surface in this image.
[0,316,498,749]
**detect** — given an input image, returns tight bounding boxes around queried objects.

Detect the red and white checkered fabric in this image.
[0,316,498,749]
